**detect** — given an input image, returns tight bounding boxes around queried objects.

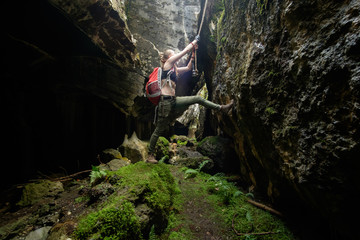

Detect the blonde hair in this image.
[160,49,174,68]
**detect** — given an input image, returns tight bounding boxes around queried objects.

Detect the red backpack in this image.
[145,67,162,106]
[145,67,174,106]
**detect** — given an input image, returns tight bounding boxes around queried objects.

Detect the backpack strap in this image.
[166,67,175,88]
[157,67,163,89]
[153,105,158,125]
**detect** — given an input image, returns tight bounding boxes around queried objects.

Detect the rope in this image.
[193,0,209,76]
[194,48,198,76]
[197,0,209,36]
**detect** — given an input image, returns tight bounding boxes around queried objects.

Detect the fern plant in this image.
[198,160,209,172]
[90,165,107,185]
[184,160,210,179]
[206,173,247,205]
[184,168,199,179]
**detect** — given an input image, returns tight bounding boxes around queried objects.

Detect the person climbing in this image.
[146,36,234,163]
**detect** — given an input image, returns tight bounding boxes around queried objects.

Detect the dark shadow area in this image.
[1,0,129,191]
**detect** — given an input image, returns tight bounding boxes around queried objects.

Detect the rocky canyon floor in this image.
[0,161,294,240]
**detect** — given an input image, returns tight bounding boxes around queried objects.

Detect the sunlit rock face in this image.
[124,0,204,134]
[205,0,360,237]
[126,0,200,69]
[126,0,201,96]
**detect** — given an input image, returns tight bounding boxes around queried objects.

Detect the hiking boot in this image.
[220,100,234,114]
[146,153,158,164]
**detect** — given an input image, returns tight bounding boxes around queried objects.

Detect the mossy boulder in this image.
[17,180,63,207]
[74,200,142,240]
[99,158,130,171]
[170,135,196,147]
[99,148,123,162]
[154,136,170,161]
[169,147,214,173]
[47,221,76,240]
[197,136,238,173]
[73,162,179,239]
[0,215,29,239]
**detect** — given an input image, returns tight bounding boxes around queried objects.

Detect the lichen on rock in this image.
[17,180,64,207]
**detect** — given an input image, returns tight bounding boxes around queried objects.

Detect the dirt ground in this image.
[169,167,235,240]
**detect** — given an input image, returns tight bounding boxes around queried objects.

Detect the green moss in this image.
[74,200,142,240]
[155,136,170,160]
[161,168,294,240]
[201,135,223,144]
[75,196,90,204]
[197,136,223,157]
[17,180,63,207]
[225,204,293,239]
[171,135,197,147]
[159,136,170,145]
[161,211,193,240]
[268,70,280,78]
[265,107,277,115]
[199,84,208,100]
[0,215,29,239]
[202,173,243,205]
[213,0,225,14]
[113,162,178,213]
[177,139,188,146]
[217,9,226,50]
[256,0,268,15]
[73,162,294,240]
[218,7,225,27]
[199,173,294,239]
[212,0,225,57]
[210,0,225,34]
[74,162,180,239]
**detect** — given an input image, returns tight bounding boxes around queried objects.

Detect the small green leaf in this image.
[233,190,244,197]
[245,192,255,199]
[198,160,209,172]
[185,169,198,179]
[246,211,253,222]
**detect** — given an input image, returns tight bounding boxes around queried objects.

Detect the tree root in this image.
[51,170,91,182]
[232,213,278,236]
[247,199,283,217]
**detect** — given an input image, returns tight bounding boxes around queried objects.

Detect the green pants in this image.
[148,95,221,153]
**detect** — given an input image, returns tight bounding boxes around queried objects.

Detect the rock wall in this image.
[48,0,145,113]
[126,0,201,96]
[2,0,143,189]
[49,0,138,70]
[125,0,205,135]
[205,0,360,238]
[126,0,200,72]
[5,0,359,237]
[2,0,203,190]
